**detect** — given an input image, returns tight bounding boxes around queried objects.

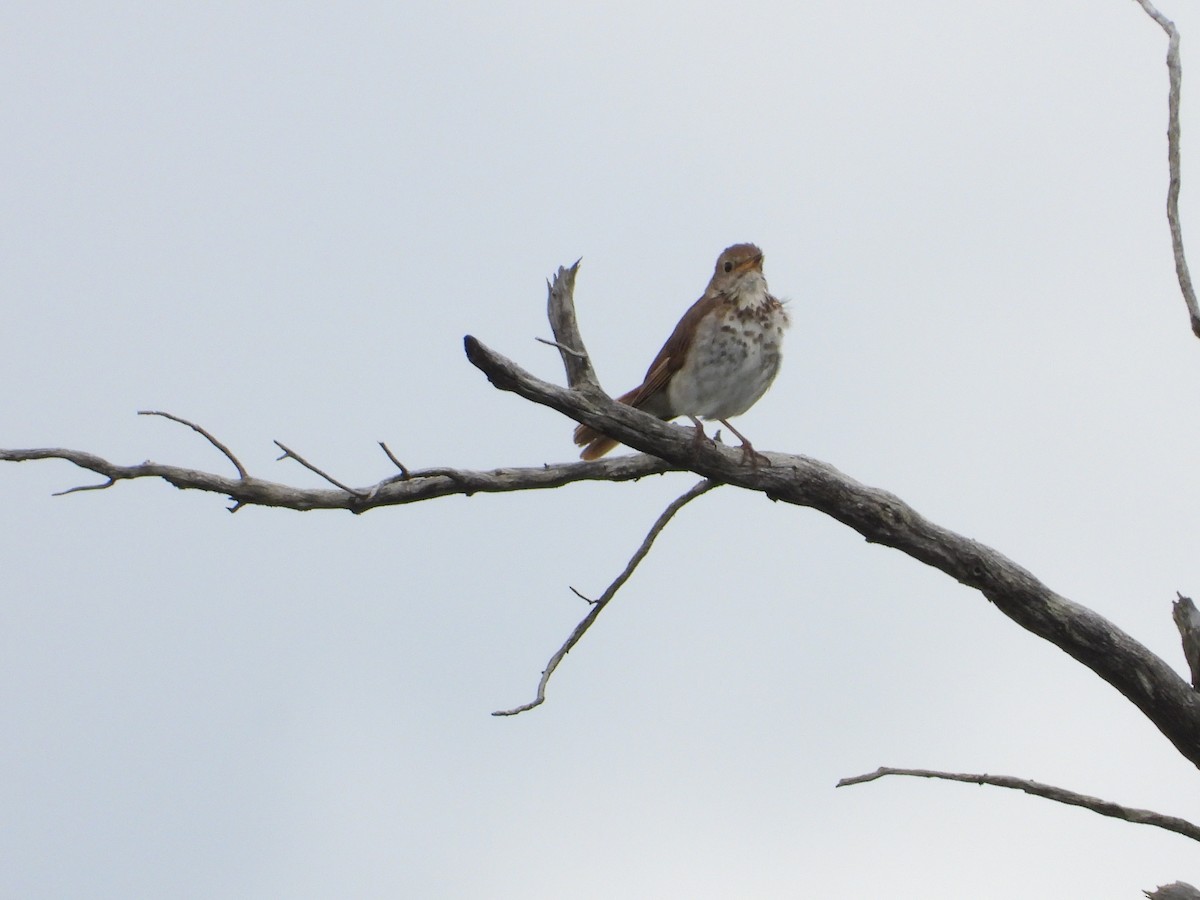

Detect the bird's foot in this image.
[738,442,772,468]
[719,419,771,468]
[687,417,711,449]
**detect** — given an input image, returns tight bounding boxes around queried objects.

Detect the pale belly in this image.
[666,310,784,420]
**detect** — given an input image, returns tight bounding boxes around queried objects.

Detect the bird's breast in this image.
[666,294,787,420]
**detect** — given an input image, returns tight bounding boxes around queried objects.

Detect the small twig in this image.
[138,410,248,479]
[837,766,1200,844]
[493,479,719,716]
[273,441,366,497]
[378,441,410,479]
[535,336,587,358]
[568,585,595,605]
[53,478,117,496]
[1133,0,1200,338]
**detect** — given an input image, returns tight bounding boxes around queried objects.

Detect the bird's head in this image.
[709,243,765,292]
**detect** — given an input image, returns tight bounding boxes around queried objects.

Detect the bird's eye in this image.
[723,261,733,273]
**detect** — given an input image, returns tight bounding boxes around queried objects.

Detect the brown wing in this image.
[573,293,722,456]
[624,293,722,410]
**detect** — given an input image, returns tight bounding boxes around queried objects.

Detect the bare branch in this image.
[6,250,1200,765]
[837,766,1200,844]
[1134,0,1200,337]
[138,410,248,479]
[8,318,1200,763]
[493,479,719,716]
[0,437,683,512]
[1174,592,1200,689]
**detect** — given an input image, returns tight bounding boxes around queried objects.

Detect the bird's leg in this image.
[719,419,771,467]
[687,416,710,449]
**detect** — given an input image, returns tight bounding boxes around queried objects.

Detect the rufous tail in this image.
[572,388,640,460]
[576,434,619,460]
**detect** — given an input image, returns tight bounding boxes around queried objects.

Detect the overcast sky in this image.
[4,2,1200,897]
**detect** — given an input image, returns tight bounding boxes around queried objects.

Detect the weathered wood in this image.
[464,334,1200,770]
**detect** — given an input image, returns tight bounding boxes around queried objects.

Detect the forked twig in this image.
[493,479,719,716]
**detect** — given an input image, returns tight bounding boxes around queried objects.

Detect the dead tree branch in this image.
[838,766,1200,844]
[493,479,719,716]
[1134,0,1200,337]
[462,332,1200,768]
[5,261,1200,761]
[0,442,682,513]
[5,260,1200,765]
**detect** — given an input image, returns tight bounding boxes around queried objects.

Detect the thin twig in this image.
[568,585,595,604]
[535,336,587,358]
[378,441,410,479]
[1134,0,1200,337]
[273,441,367,497]
[837,766,1200,844]
[53,478,117,496]
[138,410,248,479]
[493,479,719,716]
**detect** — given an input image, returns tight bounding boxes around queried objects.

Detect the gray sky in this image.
[3,1,1200,897]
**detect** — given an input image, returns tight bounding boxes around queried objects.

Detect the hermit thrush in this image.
[574,243,788,462]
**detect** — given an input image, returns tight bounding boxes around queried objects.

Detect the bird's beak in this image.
[738,253,764,273]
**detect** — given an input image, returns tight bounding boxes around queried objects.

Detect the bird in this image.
[573,243,789,463]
